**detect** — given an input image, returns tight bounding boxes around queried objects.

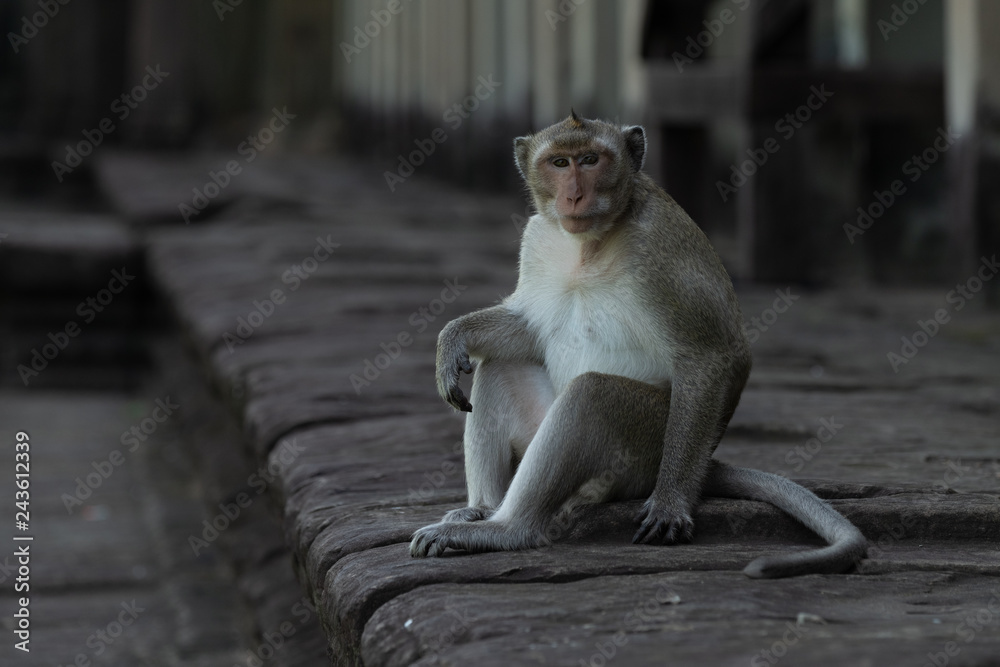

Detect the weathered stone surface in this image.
[142,156,1000,666]
[362,571,1000,667]
[94,151,303,222]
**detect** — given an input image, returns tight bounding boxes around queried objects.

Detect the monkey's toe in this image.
[409,526,438,557]
[633,499,694,545]
[662,515,695,544]
[410,523,462,557]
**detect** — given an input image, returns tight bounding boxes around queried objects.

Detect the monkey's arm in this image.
[633,361,744,544]
[436,304,540,412]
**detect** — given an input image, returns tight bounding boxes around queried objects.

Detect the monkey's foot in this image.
[410,522,461,557]
[632,497,694,545]
[441,507,494,523]
[409,521,541,557]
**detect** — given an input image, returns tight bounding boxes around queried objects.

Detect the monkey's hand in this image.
[435,321,473,412]
[632,496,695,545]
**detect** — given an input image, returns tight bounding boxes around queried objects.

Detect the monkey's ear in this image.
[513,136,531,179]
[622,125,646,172]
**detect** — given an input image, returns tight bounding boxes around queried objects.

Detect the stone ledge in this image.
[141,155,1000,666]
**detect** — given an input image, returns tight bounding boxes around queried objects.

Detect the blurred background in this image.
[2,0,998,283]
[0,0,998,384]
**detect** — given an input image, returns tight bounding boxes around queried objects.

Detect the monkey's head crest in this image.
[512,112,648,184]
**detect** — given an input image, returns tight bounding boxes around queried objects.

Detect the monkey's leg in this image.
[440,361,554,524]
[634,361,747,545]
[411,373,668,557]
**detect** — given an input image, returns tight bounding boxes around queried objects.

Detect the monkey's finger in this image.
[437,371,471,411]
[411,525,453,557]
[459,354,473,374]
[633,501,655,528]
[633,504,649,524]
[410,531,434,557]
[633,517,667,544]
[664,517,695,544]
[632,511,659,543]
[633,505,695,544]
[448,386,473,412]
[410,537,425,557]
[633,499,672,543]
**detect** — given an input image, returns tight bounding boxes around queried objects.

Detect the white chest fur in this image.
[510,223,674,395]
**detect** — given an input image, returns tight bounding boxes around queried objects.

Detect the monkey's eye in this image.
[552,157,570,168]
[580,154,598,165]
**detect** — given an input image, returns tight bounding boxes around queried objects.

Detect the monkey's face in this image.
[514,113,646,237]
[539,147,615,234]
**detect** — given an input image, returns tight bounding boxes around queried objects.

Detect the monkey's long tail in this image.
[704,460,868,579]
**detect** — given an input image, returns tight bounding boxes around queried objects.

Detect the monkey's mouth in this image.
[559,216,597,234]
